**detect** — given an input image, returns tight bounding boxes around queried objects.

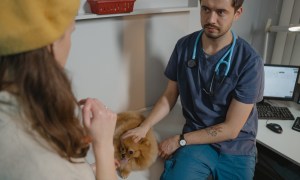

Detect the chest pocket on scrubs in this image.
[211,75,237,105]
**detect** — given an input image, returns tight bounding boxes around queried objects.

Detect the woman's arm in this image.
[79,98,117,180]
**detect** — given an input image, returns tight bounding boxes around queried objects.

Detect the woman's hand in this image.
[79,98,118,179]
[121,124,150,143]
[79,98,116,146]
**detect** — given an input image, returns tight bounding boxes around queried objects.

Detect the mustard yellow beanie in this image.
[0,0,80,56]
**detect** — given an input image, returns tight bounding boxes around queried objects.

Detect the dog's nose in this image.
[121,154,126,158]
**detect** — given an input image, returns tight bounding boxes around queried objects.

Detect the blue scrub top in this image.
[165,30,264,155]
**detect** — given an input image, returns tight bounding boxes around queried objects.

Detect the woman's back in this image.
[0,92,95,180]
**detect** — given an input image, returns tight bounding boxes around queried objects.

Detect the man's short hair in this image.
[200,0,244,12]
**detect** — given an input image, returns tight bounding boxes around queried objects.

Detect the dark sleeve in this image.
[234,55,264,104]
[164,43,179,82]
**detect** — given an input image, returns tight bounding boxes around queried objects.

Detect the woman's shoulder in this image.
[0,100,95,180]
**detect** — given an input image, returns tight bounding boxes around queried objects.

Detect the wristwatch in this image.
[178,134,186,147]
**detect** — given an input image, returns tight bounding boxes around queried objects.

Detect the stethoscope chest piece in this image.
[187,59,197,68]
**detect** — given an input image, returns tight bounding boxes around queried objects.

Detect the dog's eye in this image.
[128,150,134,155]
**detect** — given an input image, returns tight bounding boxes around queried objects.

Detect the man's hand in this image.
[121,124,150,143]
[158,135,180,159]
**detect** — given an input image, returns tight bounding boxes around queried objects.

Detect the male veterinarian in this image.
[123,0,264,179]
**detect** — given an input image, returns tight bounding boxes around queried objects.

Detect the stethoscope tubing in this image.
[189,29,236,76]
[189,29,237,96]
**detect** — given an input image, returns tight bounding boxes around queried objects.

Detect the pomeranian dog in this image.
[114,112,158,179]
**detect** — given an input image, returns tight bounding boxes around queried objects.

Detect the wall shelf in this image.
[76,6,197,21]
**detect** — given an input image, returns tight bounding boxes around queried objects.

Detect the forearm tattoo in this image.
[205,126,222,137]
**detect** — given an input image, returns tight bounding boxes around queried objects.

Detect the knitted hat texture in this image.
[0,0,80,55]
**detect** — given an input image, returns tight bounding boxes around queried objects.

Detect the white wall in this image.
[67,0,281,113]
[68,13,189,112]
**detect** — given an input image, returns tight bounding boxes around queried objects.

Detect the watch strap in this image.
[179,134,186,147]
[180,134,185,141]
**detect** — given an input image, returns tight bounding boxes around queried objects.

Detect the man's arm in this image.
[141,80,179,130]
[159,98,254,158]
[185,98,254,144]
[122,80,179,142]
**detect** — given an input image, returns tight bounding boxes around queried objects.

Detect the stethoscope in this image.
[187,30,237,96]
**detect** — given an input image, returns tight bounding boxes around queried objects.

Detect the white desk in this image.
[256,101,300,167]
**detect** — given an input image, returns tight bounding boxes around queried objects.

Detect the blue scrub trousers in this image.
[160,144,256,180]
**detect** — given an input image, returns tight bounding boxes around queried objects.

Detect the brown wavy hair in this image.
[0,47,89,162]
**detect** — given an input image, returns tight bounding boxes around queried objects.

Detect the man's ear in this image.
[234,7,243,21]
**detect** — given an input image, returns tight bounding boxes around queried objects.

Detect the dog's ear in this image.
[139,138,150,146]
[133,150,141,158]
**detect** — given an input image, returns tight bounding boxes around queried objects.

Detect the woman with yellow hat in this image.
[0,0,117,179]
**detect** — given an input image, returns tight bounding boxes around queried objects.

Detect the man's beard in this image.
[203,24,225,39]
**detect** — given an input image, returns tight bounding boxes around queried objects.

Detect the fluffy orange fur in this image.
[114,112,158,179]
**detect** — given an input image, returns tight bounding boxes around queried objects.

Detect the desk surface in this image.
[256,100,300,166]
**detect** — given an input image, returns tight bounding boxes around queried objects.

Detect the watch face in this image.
[179,139,186,146]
